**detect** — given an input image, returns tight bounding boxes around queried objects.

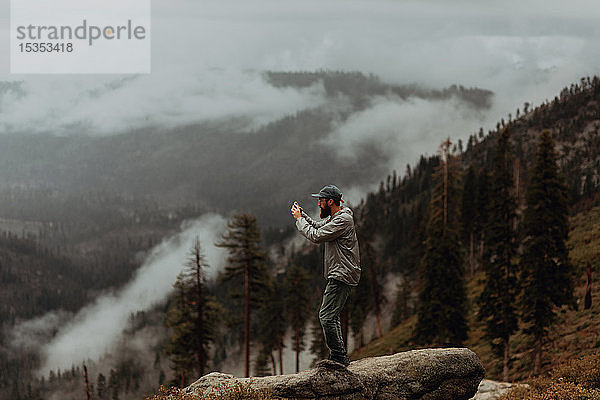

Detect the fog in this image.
[324,95,490,173]
[0,72,328,135]
[12,214,228,376]
[1,0,599,143]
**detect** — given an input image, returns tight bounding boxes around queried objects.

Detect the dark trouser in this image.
[319,278,352,360]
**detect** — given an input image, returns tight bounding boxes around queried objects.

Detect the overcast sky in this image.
[1,0,599,138]
[0,0,598,194]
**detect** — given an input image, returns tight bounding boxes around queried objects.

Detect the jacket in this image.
[296,206,361,286]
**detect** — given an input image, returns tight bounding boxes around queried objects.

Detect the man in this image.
[290,184,361,366]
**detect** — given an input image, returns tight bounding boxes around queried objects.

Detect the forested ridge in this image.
[1,74,600,399]
[349,75,600,384]
[0,71,492,227]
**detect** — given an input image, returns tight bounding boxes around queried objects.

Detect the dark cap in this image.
[311,185,344,203]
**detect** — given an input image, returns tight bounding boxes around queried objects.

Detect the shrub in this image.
[501,377,600,400]
[146,380,273,400]
[500,353,600,400]
[553,354,600,389]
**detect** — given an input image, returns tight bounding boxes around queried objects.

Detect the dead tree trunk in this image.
[503,338,510,382]
[244,255,250,377]
[295,326,301,373]
[194,241,205,377]
[365,240,383,338]
[469,231,474,277]
[279,346,283,375]
[83,364,91,400]
[533,336,542,375]
[585,263,592,309]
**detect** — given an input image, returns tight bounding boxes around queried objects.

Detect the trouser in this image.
[319,278,352,359]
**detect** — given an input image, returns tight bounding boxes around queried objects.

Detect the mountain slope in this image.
[0,72,493,227]
[349,75,600,382]
[351,203,600,381]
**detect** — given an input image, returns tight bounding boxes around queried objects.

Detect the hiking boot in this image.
[327,354,350,367]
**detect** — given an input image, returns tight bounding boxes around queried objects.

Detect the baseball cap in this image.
[311,185,345,203]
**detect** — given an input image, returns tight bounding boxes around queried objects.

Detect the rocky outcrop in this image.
[185,348,485,400]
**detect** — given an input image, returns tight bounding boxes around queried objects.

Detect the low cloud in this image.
[7,310,72,352]
[0,71,327,136]
[324,95,489,175]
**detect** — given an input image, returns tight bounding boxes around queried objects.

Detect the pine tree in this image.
[364,238,385,338]
[391,274,412,327]
[585,263,592,310]
[256,277,287,375]
[520,130,574,375]
[478,127,519,381]
[475,167,491,270]
[108,369,119,400]
[190,237,207,377]
[415,139,468,345]
[216,213,269,377]
[165,237,222,385]
[309,288,329,366]
[284,263,311,373]
[357,195,385,338]
[158,369,165,387]
[348,269,372,348]
[253,348,272,377]
[165,277,195,386]
[461,165,477,276]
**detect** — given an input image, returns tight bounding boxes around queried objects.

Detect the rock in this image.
[186,348,485,400]
[184,372,236,396]
[470,379,529,400]
[349,348,485,400]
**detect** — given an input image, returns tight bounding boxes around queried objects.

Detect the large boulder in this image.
[185,348,485,400]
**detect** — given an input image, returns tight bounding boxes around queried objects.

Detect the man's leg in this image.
[319,279,352,364]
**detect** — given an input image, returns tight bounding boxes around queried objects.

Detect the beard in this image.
[320,204,331,219]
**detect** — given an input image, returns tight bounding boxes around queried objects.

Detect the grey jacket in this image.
[296,207,361,286]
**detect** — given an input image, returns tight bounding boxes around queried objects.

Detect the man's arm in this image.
[300,210,327,228]
[296,213,347,244]
[291,202,326,228]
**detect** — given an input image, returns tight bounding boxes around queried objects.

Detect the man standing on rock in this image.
[290,185,361,366]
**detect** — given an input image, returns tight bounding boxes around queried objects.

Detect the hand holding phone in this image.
[291,202,302,220]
